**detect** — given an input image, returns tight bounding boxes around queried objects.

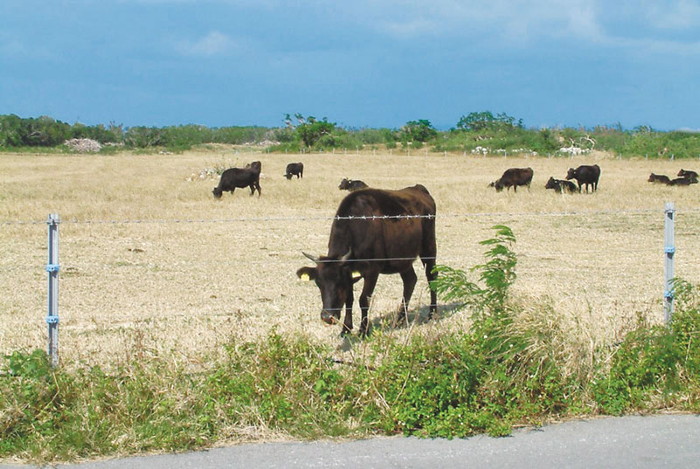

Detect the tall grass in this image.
[2,226,699,464]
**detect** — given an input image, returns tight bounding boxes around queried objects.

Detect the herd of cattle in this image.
[648,169,699,186]
[211,159,697,337]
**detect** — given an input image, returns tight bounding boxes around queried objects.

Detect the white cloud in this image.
[175,31,240,57]
[643,0,700,29]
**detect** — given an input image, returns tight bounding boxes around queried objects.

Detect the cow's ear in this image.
[297,266,317,282]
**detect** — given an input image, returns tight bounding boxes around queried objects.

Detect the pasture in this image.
[2,148,700,368]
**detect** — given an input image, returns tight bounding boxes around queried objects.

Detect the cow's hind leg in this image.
[422,257,438,319]
[398,268,417,325]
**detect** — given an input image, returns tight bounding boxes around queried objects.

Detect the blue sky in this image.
[1,0,699,130]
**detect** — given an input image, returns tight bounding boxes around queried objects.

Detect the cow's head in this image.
[297,251,361,325]
[565,168,576,180]
[545,177,557,189]
[212,187,223,198]
[489,180,504,192]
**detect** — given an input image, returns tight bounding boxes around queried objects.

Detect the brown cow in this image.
[297,185,437,336]
[678,169,699,180]
[668,177,698,186]
[566,164,601,192]
[489,167,534,192]
[338,178,369,191]
[285,162,304,179]
[212,161,262,198]
[545,177,578,193]
[648,173,671,184]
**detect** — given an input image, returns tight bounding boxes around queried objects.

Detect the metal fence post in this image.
[664,202,675,325]
[46,213,60,367]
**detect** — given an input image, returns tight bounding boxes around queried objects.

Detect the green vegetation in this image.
[2,112,699,157]
[2,227,698,463]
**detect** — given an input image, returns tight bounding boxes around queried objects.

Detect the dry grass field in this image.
[2,148,700,369]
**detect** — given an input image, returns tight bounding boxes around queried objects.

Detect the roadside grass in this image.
[2,227,699,464]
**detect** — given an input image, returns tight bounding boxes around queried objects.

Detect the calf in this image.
[566,164,601,192]
[212,161,262,198]
[668,177,698,186]
[489,167,534,192]
[545,176,578,193]
[285,162,304,179]
[678,169,699,180]
[648,173,671,184]
[338,178,369,191]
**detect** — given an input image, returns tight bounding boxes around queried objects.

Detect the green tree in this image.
[456,111,523,132]
[285,114,337,148]
[401,119,438,142]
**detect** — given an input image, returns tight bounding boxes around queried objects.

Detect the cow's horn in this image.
[340,249,352,263]
[302,251,320,263]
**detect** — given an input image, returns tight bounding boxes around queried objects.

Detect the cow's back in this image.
[328,186,436,264]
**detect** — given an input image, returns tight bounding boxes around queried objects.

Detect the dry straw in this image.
[1,149,699,368]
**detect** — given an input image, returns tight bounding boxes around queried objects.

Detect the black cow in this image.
[545,177,578,194]
[297,185,437,336]
[489,167,534,192]
[648,173,671,184]
[212,161,262,198]
[285,162,304,179]
[338,178,369,191]
[668,177,698,186]
[678,169,699,181]
[566,164,601,192]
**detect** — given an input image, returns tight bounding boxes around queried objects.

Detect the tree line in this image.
[1,112,699,158]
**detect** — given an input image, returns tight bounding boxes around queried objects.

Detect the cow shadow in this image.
[368,301,466,335]
[336,302,467,351]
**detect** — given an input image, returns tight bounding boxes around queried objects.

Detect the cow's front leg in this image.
[358,273,378,337]
[341,288,354,336]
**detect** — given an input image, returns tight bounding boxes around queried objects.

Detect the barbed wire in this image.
[3,206,699,226]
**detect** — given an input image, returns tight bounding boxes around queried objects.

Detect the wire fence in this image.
[2,205,700,365]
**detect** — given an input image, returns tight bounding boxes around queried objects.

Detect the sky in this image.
[1,0,699,131]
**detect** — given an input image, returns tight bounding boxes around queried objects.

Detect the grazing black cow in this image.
[668,177,698,186]
[648,173,671,184]
[338,178,369,191]
[489,167,534,192]
[285,162,304,179]
[545,177,578,193]
[566,164,601,192]
[678,169,699,181]
[297,185,438,336]
[212,161,262,198]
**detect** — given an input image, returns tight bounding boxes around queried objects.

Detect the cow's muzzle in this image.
[321,310,339,325]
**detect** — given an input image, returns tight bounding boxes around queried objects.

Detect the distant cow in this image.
[545,177,578,194]
[489,167,534,192]
[648,173,671,184]
[212,161,262,198]
[297,185,437,336]
[668,177,698,186]
[285,162,304,179]
[566,164,601,192]
[338,178,369,191]
[678,169,699,181]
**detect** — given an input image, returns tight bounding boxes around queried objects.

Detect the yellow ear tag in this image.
[300,273,311,281]
[352,271,362,279]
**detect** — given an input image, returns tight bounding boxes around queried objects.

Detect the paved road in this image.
[2,414,699,468]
